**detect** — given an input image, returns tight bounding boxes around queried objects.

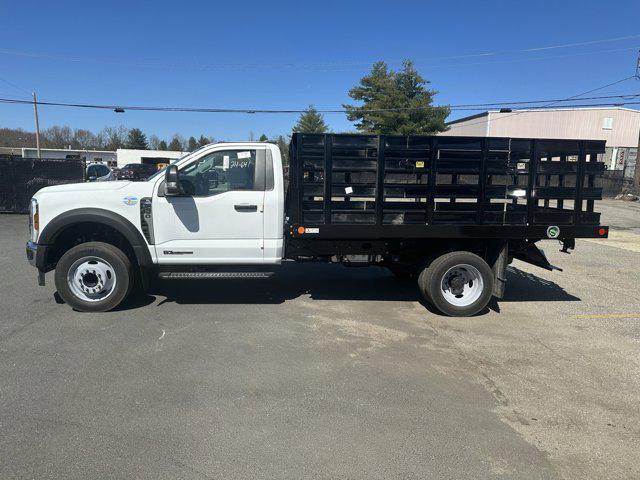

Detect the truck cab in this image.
[27,142,285,311]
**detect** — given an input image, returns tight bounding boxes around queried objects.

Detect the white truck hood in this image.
[36,181,132,194]
[32,179,158,239]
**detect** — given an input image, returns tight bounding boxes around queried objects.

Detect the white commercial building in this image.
[115,149,186,168]
[2,146,188,170]
[441,107,639,173]
[20,148,117,166]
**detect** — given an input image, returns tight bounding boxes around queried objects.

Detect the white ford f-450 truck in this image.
[26,133,609,316]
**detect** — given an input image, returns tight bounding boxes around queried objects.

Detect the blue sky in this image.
[1,0,639,142]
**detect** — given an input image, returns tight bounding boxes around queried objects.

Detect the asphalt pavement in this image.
[1,198,639,479]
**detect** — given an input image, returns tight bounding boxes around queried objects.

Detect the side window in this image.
[178,150,257,196]
[97,165,110,176]
[87,165,96,177]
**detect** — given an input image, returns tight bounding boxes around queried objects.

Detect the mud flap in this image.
[513,243,562,272]
[492,243,508,299]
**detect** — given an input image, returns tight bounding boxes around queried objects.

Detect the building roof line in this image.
[447,106,640,126]
[20,147,116,153]
[487,106,640,114]
[446,111,489,125]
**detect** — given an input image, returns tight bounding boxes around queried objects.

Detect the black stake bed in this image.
[286,133,609,242]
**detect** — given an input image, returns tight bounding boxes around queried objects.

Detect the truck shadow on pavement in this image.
[117,263,581,312]
[487,267,581,313]
[502,267,580,302]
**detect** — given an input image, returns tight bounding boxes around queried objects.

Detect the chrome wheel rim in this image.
[441,264,484,307]
[67,256,116,302]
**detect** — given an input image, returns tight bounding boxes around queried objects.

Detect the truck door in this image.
[152,147,266,264]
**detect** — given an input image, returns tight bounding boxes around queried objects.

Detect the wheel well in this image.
[387,239,507,271]
[45,222,138,270]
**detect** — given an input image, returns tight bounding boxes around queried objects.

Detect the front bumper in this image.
[26,240,38,267]
[26,241,48,286]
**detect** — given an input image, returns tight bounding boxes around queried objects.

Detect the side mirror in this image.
[164,165,183,196]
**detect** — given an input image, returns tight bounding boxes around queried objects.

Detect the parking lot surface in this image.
[1,199,639,479]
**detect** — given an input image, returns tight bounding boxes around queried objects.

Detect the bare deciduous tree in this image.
[148,134,161,150]
[99,126,129,150]
[0,128,37,147]
[42,125,73,148]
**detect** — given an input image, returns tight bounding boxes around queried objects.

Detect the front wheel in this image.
[418,251,494,317]
[54,242,134,312]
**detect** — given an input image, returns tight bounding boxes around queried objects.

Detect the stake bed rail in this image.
[287,133,608,242]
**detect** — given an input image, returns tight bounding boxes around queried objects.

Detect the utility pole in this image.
[633,51,640,192]
[634,128,640,192]
[32,92,41,159]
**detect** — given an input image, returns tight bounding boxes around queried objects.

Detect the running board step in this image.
[159,271,274,280]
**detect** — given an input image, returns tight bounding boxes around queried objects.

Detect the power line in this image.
[413,46,639,72]
[0,75,637,116]
[447,75,638,129]
[446,93,640,108]
[0,35,639,71]
[520,34,640,52]
[464,101,640,110]
[0,93,639,114]
[0,74,31,96]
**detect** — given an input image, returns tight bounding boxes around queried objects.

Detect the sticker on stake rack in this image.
[297,227,319,235]
[345,186,353,194]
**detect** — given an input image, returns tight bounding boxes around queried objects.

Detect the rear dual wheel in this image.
[418,251,494,317]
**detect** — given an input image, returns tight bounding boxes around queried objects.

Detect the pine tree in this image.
[198,135,211,147]
[158,140,168,151]
[292,106,328,133]
[187,136,198,151]
[125,128,148,149]
[259,133,268,142]
[343,60,450,135]
[168,135,184,151]
[275,135,290,165]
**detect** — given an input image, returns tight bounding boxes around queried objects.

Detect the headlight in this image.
[29,198,39,242]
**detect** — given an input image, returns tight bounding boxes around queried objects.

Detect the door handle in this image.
[234,204,258,212]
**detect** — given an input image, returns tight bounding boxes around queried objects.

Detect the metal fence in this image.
[0,157,84,213]
[601,159,636,197]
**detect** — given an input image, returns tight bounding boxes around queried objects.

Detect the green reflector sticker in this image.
[547,226,560,239]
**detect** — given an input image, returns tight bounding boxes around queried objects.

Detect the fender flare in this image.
[38,208,153,268]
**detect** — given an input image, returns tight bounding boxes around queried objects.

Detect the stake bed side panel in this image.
[286,133,608,242]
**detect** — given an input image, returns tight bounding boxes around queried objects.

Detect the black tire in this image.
[418,251,494,317]
[54,242,134,312]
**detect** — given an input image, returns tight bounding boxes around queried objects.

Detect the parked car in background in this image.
[116,163,158,181]
[86,163,115,182]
